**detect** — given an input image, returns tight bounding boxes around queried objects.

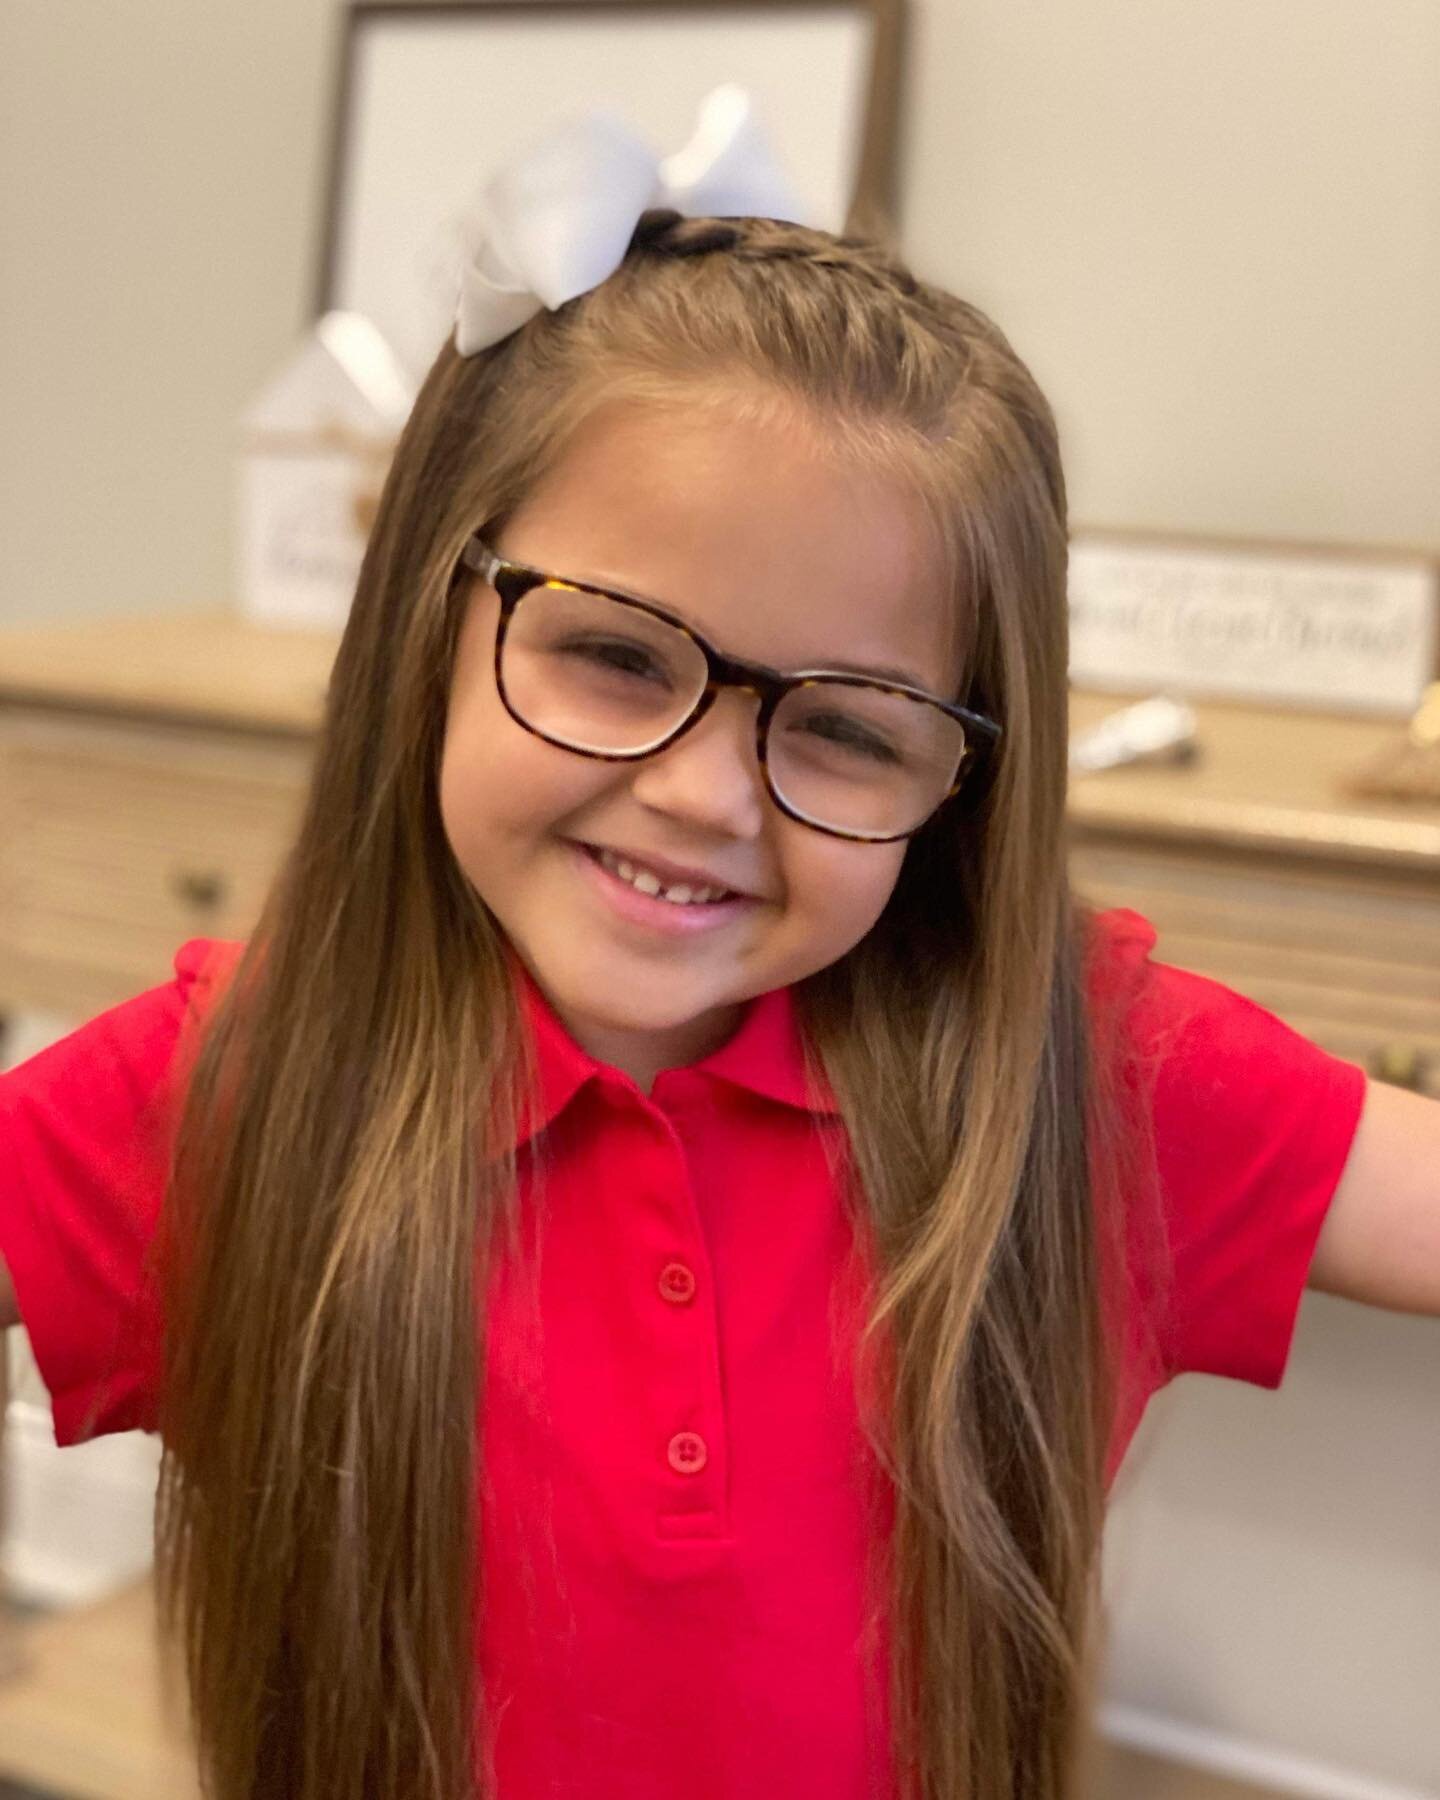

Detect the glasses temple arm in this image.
[459,536,502,584]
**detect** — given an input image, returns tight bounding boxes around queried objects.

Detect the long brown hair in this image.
[155,211,1161,1798]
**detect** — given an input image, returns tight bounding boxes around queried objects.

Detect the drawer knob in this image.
[172,869,228,912]
[1369,1043,1432,1093]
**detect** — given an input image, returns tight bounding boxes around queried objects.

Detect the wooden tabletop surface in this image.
[1066,688,1440,872]
[0,610,1436,872]
[0,610,337,736]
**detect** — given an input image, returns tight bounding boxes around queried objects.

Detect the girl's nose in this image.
[626,687,768,840]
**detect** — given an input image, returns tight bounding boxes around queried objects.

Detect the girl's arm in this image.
[1307,1080,1440,1316]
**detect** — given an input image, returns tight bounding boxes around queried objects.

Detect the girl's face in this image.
[439,393,958,1088]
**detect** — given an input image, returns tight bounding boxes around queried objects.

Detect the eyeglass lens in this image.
[500,584,968,838]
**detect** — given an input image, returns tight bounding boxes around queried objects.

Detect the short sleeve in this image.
[1095,908,1368,1390]
[0,939,242,1444]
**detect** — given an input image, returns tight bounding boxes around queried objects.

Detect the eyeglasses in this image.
[455,535,1002,843]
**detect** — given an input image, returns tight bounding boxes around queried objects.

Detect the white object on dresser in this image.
[2,1010,162,1609]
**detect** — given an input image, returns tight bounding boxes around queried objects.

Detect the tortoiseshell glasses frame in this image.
[455,534,1002,844]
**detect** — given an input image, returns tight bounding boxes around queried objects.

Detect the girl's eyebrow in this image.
[567,568,934,693]
[821,656,934,691]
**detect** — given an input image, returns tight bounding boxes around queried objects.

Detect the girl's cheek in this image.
[800,840,906,941]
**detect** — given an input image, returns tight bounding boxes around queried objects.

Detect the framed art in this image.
[314,0,906,382]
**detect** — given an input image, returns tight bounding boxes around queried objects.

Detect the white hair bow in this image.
[454,85,814,356]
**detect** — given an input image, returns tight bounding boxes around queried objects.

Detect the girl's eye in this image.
[556,635,670,683]
[797,712,903,764]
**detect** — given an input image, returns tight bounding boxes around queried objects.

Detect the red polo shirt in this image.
[0,908,1368,1798]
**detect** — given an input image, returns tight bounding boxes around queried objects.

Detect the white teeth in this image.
[594,847,730,906]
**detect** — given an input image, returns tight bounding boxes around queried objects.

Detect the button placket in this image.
[643,1094,728,1536]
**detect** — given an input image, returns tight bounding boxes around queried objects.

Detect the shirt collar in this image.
[508,959,839,1149]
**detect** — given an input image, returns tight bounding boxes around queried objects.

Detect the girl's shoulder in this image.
[1,937,245,1110]
[1079,904,1368,1391]
[171,936,246,1014]
[1081,904,1158,998]
[1079,900,1364,1146]
[0,939,244,1443]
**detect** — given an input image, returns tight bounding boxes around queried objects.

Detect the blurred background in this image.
[1,2,1437,1797]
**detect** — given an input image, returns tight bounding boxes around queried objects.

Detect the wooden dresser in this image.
[0,611,1436,1093]
[0,613,333,1026]
[1067,690,1440,1095]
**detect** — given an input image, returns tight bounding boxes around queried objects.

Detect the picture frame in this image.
[313,0,906,382]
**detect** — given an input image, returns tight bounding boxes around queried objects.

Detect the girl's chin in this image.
[540,975,746,1062]
[555,985,742,1040]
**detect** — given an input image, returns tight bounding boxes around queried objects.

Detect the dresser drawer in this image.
[0,711,310,1018]
[1072,838,1440,1094]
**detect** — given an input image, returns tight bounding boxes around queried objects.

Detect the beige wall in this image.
[2,0,1437,626]
[902,0,1440,552]
[2,4,1437,1794]
[0,0,335,624]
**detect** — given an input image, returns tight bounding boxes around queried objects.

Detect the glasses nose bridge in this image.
[692,675,766,751]
[680,657,780,787]
[703,645,787,725]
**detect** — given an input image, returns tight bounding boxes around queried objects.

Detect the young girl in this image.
[1,101,1436,1800]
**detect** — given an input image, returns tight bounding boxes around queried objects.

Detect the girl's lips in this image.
[569,841,759,936]
[581,840,752,898]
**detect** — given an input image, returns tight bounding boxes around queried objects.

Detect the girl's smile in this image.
[573,840,764,924]
[438,388,957,1089]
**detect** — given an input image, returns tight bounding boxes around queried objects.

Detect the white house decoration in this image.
[236,311,416,630]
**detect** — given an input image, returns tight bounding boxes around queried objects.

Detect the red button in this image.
[667,1431,707,1475]
[658,1261,696,1304]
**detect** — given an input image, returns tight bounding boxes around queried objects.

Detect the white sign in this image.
[1068,536,1438,716]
